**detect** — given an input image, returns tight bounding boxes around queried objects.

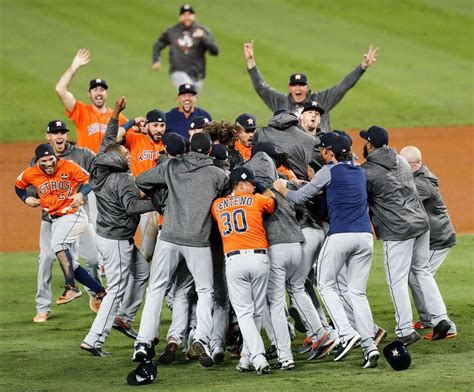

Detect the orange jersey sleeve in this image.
[15,159,89,217]
[277,165,297,181]
[66,100,127,153]
[125,133,165,177]
[212,193,275,254]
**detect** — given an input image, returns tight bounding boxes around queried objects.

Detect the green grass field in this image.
[0,236,472,391]
[0,0,472,143]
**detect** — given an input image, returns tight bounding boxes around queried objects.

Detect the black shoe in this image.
[112,317,138,340]
[431,320,451,340]
[362,350,380,368]
[159,341,179,364]
[397,331,420,346]
[192,340,214,368]
[80,342,111,357]
[265,344,278,360]
[133,342,153,363]
[333,335,361,362]
[288,306,307,333]
[256,362,272,375]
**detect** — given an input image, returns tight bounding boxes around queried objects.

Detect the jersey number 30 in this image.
[219,209,248,236]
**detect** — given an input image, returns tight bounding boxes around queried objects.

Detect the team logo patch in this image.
[247,118,254,125]
[61,173,68,180]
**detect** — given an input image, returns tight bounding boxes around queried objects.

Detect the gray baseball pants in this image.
[317,232,377,354]
[383,230,450,338]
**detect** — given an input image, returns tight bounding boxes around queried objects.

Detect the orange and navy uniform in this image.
[15,158,89,217]
[124,132,165,177]
[211,192,275,254]
[66,100,127,153]
[234,140,252,162]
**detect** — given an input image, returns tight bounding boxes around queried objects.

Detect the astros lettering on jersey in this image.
[125,132,165,177]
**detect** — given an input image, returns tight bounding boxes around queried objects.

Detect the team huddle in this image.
[14,4,457,386]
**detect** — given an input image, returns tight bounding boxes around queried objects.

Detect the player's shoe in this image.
[80,342,111,357]
[374,327,388,347]
[256,361,272,375]
[397,331,420,346]
[288,306,307,333]
[414,321,430,330]
[211,345,225,365]
[33,311,49,323]
[273,359,295,370]
[133,342,151,363]
[308,332,338,360]
[56,285,82,305]
[334,334,361,362]
[298,336,313,354]
[265,344,278,360]
[430,319,451,340]
[191,340,214,368]
[236,358,251,373]
[112,317,138,340]
[89,291,106,314]
[159,339,179,364]
[424,331,457,340]
[362,350,380,369]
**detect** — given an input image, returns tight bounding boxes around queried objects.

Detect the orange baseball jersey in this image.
[234,140,252,161]
[66,100,128,153]
[212,192,275,254]
[125,132,165,177]
[278,165,297,181]
[15,158,89,217]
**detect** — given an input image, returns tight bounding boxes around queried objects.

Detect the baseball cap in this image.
[383,341,411,371]
[316,132,350,154]
[179,4,195,14]
[89,78,108,90]
[35,143,56,160]
[289,73,308,85]
[162,132,187,156]
[251,142,278,159]
[178,83,197,96]
[127,360,157,386]
[189,116,210,130]
[210,144,229,160]
[236,113,257,131]
[359,125,389,148]
[146,109,166,123]
[301,101,325,115]
[47,120,69,133]
[190,132,211,153]
[333,130,353,146]
[229,167,256,184]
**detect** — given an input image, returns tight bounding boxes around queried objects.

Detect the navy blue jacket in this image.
[165,107,212,140]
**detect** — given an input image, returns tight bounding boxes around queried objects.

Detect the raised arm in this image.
[55,49,90,111]
[99,96,126,154]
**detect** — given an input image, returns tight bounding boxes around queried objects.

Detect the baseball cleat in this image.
[397,331,420,346]
[192,340,214,368]
[334,334,361,362]
[362,350,380,369]
[374,327,388,347]
[430,320,451,340]
[424,331,457,340]
[80,342,111,357]
[308,333,339,360]
[89,291,106,314]
[265,344,278,360]
[33,311,49,323]
[298,336,313,354]
[159,339,179,364]
[288,306,307,333]
[56,285,82,305]
[133,342,150,363]
[256,361,272,375]
[414,321,430,330]
[235,358,251,373]
[112,317,138,340]
[211,346,225,365]
[273,359,295,370]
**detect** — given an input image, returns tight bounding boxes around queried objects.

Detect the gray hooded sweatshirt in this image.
[362,147,428,241]
[254,112,315,180]
[136,152,228,247]
[413,165,456,250]
[90,118,154,240]
[244,152,304,246]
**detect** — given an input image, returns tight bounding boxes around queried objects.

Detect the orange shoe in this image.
[89,291,106,314]
[33,311,49,323]
[56,285,82,305]
[414,321,430,330]
[424,332,457,340]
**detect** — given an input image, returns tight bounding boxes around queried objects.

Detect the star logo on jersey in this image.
[56,121,62,127]
[61,173,68,180]
[391,348,400,357]
[247,118,254,125]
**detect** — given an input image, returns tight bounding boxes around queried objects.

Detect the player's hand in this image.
[68,193,84,208]
[71,49,90,71]
[25,196,40,208]
[152,61,161,71]
[134,116,147,125]
[361,44,379,69]
[307,166,315,180]
[192,28,204,38]
[273,178,288,195]
[244,40,255,61]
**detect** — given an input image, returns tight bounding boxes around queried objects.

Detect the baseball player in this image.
[360,126,452,344]
[189,116,210,139]
[400,146,457,339]
[212,166,276,375]
[243,40,378,133]
[227,113,257,170]
[55,48,127,153]
[15,144,106,306]
[81,97,155,356]
[274,132,380,368]
[132,132,227,368]
[152,4,219,91]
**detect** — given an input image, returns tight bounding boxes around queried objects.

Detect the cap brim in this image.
[89,84,108,90]
[289,82,308,86]
[359,130,369,140]
[179,90,197,95]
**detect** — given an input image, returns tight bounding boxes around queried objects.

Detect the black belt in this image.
[49,214,61,220]
[226,249,267,258]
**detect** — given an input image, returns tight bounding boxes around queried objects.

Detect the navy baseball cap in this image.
[146,109,166,123]
[289,73,308,85]
[178,83,197,96]
[230,167,256,184]
[190,132,211,153]
[359,125,389,148]
[179,4,195,14]
[317,132,350,154]
[189,116,210,130]
[89,78,108,90]
[162,132,187,156]
[333,130,353,146]
[236,113,257,131]
[47,120,69,133]
[301,101,325,115]
[251,142,278,159]
[383,341,412,371]
[210,144,229,160]
[35,143,56,160]
[127,360,157,386]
